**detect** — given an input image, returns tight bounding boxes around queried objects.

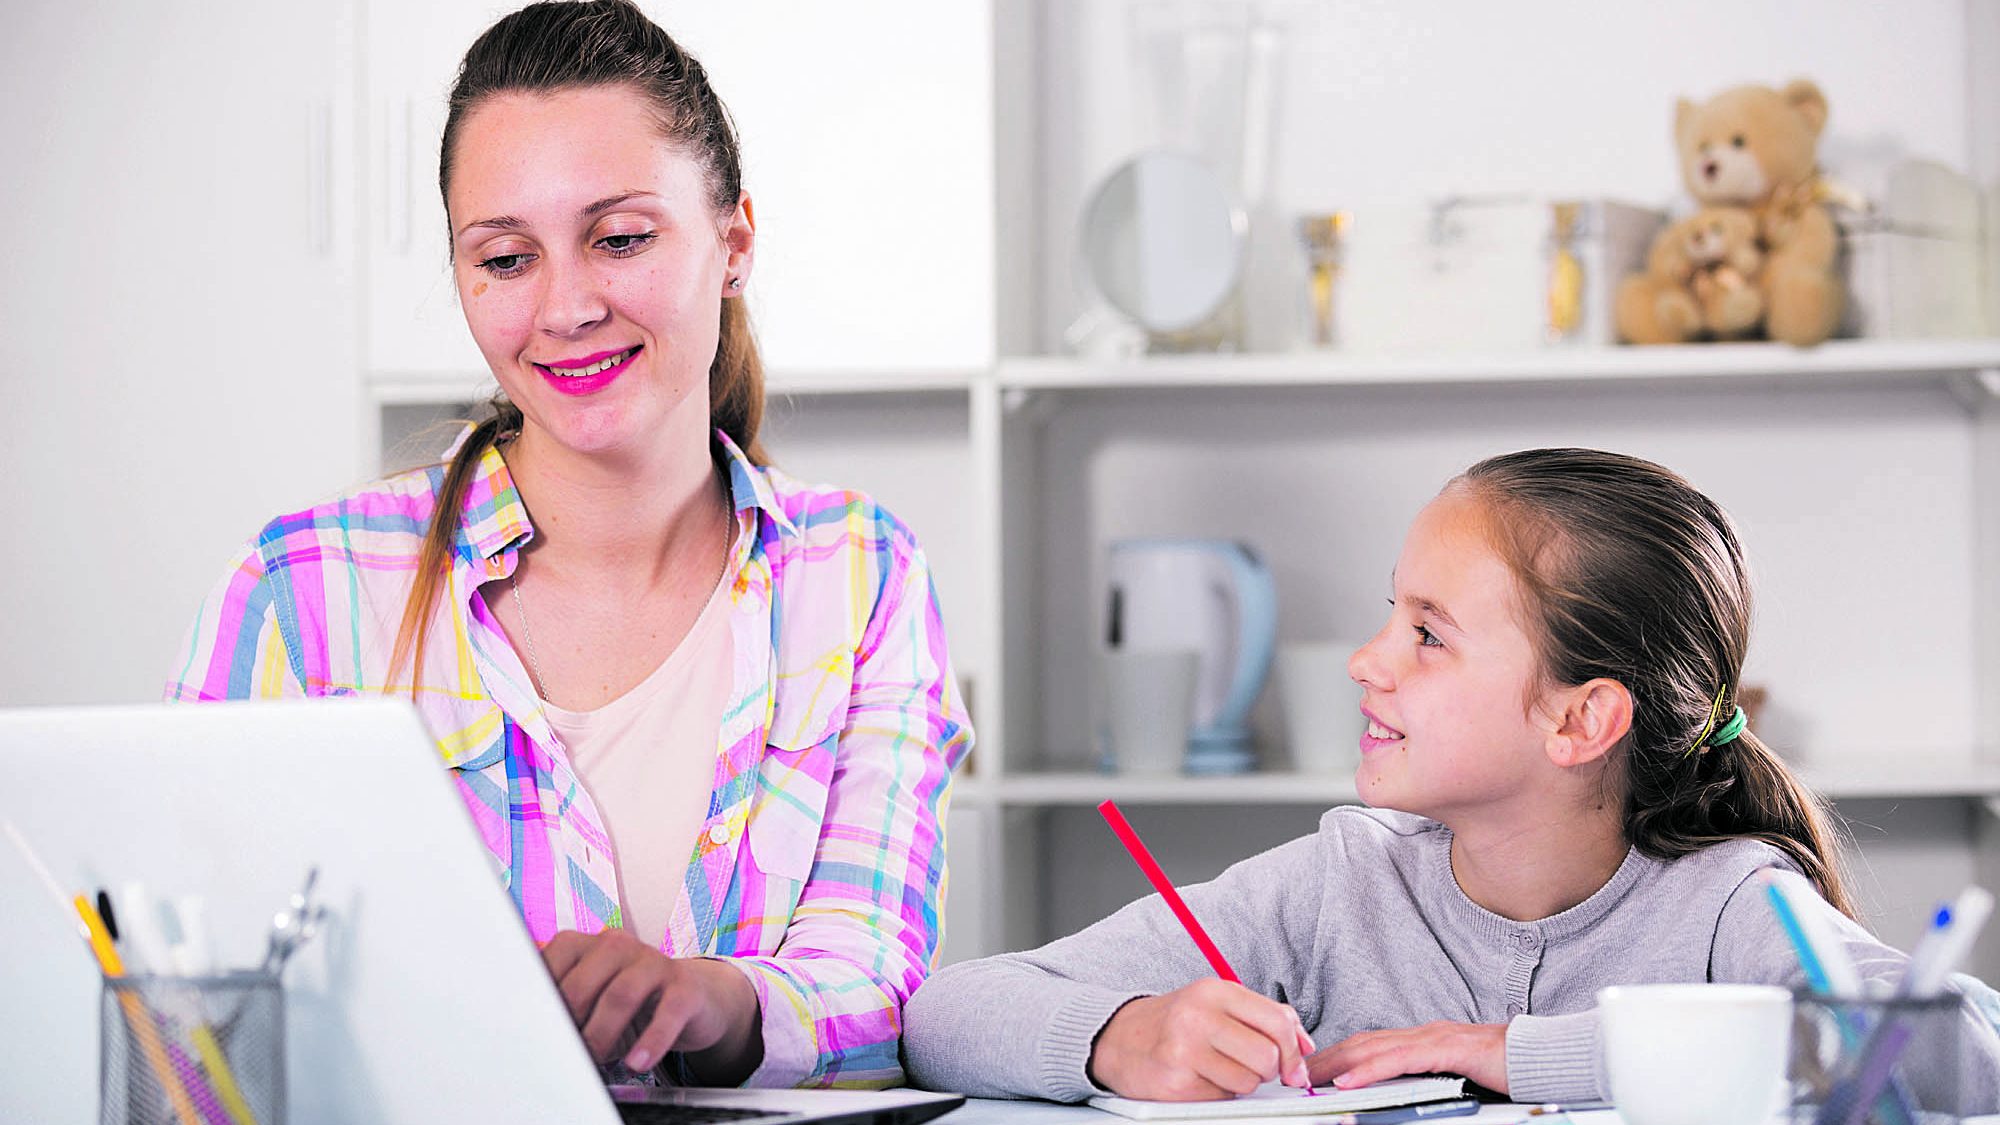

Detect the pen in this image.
[1899,886,1994,999]
[96,889,122,944]
[1097,799,1316,1091]
[1326,1096,1481,1125]
[75,893,205,1125]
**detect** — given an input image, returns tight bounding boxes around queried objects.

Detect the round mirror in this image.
[1078,151,1245,334]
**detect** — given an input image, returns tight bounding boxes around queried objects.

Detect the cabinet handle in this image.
[307,100,331,256]
[384,96,411,252]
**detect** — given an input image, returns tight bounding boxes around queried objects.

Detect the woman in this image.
[167,0,971,1089]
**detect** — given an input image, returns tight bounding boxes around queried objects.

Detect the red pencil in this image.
[1096,798,1241,984]
[1099,799,1319,1096]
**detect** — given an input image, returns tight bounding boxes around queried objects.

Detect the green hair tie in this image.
[1707,706,1748,748]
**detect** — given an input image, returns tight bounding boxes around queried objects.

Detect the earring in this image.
[727,277,744,291]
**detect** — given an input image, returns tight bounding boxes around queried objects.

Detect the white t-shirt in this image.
[544,573,733,948]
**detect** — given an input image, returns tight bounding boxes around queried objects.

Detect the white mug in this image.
[1277,641,1364,774]
[1101,649,1201,776]
[1598,983,1792,1125]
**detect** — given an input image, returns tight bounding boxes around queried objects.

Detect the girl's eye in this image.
[599,232,656,256]
[1413,624,1443,648]
[477,253,533,279]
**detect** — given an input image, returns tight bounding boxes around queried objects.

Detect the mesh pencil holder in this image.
[1790,988,1965,1125]
[101,972,284,1125]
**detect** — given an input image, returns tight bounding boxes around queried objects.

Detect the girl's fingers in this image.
[1201,1017,1287,1095]
[1216,992,1311,1087]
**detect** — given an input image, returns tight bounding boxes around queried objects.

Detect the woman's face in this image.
[447,84,753,463]
[1346,489,1556,823]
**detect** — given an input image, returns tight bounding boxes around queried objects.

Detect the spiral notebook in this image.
[1089,1076,1465,1119]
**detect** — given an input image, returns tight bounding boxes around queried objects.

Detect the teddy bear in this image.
[1616,79,1843,347]
[1682,206,1765,338]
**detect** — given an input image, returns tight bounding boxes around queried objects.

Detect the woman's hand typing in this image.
[1087,979,1315,1101]
[540,929,763,1084]
[1307,1021,1507,1095]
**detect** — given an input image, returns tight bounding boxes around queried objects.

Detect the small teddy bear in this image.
[1617,79,1844,346]
[1681,206,1764,338]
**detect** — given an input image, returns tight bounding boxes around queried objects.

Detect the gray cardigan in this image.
[902,807,2000,1107]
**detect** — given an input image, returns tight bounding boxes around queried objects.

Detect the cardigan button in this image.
[708,822,733,846]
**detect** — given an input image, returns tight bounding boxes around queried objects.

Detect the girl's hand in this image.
[1087,979,1316,1101]
[1307,1021,1508,1095]
[540,929,762,1082]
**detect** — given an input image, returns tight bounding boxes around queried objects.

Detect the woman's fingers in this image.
[622,979,700,1072]
[538,929,592,981]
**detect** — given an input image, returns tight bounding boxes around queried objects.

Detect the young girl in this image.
[168,0,969,1088]
[902,448,2000,1105]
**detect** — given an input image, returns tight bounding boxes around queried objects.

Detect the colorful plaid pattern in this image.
[166,430,973,1088]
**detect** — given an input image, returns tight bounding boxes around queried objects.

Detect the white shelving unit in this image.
[368,337,2000,968]
[349,0,2000,973]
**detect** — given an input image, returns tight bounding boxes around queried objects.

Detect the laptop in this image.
[0,699,964,1125]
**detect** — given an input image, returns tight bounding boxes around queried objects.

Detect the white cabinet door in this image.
[658,2,996,376]
[362,0,515,377]
[362,0,996,379]
[0,0,359,711]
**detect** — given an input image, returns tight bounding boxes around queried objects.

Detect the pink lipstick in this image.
[534,345,640,396]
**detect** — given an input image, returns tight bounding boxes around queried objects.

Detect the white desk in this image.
[942,1097,2000,1125]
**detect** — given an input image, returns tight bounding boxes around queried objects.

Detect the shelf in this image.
[996,339,2000,395]
[367,341,2000,406]
[959,758,2000,807]
[366,367,976,406]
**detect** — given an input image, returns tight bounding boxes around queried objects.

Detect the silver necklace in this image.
[509,489,735,703]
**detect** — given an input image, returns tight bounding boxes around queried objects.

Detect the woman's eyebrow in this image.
[579,190,660,217]
[456,191,662,239]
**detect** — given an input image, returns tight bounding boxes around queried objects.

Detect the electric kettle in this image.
[1104,539,1278,773]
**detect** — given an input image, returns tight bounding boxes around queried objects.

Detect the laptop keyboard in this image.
[617,1105,800,1125]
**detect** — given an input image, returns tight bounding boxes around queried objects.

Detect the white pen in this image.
[1900,886,1993,998]
[1773,873,1865,998]
[116,883,177,976]
[166,895,214,977]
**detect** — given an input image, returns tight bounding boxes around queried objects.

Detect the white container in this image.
[1336,196,1663,353]
[1276,641,1364,775]
[1598,983,1792,1125]
[1839,159,1991,339]
[1100,649,1201,776]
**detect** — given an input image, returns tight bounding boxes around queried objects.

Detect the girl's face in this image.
[447,85,753,463]
[1347,489,1557,822]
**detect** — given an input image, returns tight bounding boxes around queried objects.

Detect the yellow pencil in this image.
[74,894,203,1125]
[189,1024,259,1125]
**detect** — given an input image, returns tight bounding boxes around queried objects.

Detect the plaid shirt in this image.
[166,430,973,1087]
